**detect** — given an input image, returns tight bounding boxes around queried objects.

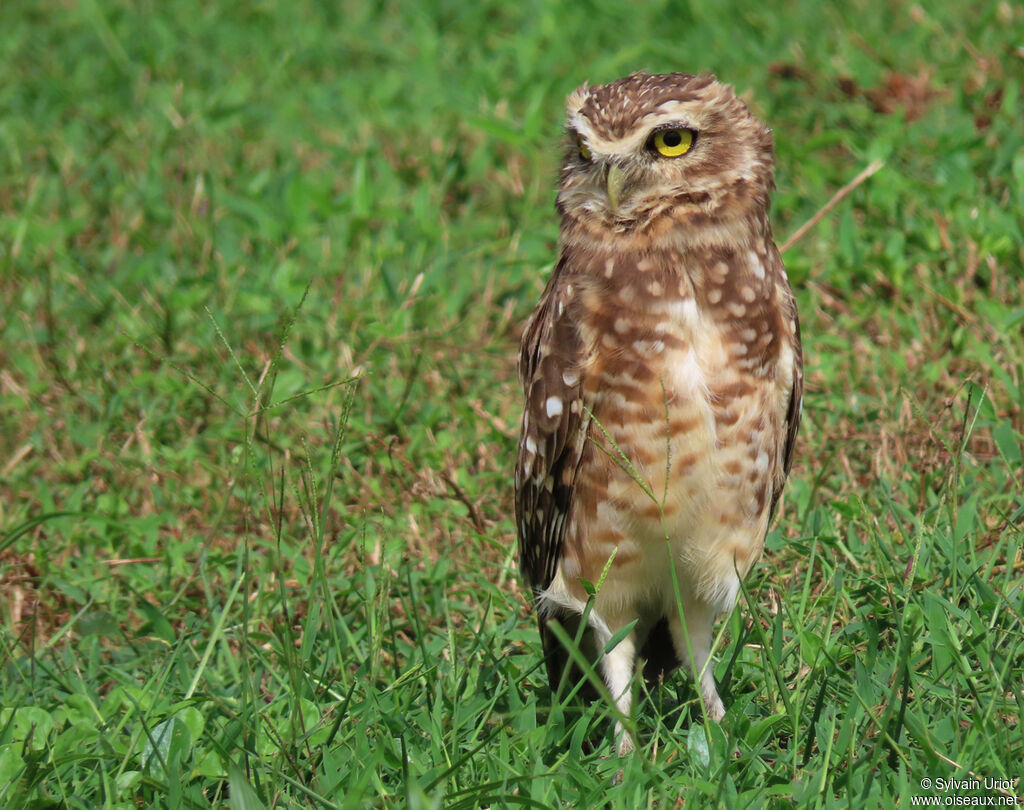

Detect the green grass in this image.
[1,0,1022,807]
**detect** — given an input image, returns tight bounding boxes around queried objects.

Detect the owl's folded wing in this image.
[515,266,590,596]
[769,247,804,522]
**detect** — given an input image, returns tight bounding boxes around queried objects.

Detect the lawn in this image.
[1,0,1022,807]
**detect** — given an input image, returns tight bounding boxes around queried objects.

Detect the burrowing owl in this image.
[515,72,802,753]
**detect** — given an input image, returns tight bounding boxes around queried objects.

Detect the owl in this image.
[515,72,802,754]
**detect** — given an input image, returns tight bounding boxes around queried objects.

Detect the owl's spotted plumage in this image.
[515,72,802,753]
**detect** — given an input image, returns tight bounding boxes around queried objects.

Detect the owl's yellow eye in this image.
[650,128,694,157]
[577,138,592,161]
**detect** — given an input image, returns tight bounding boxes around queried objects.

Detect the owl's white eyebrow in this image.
[640,110,698,132]
[567,114,595,137]
[567,119,647,157]
[647,119,692,131]
[655,98,697,115]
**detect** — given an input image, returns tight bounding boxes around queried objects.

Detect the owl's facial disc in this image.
[568,118,701,216]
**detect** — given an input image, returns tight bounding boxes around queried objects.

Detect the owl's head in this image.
[557,72,775,241]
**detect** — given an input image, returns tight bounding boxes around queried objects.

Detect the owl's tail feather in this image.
[539,612,601,704]
[540,613,683,705]
[639,616,683,683]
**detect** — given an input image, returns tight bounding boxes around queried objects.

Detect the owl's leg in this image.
[597,626,638,755]
[668,598,726,721]
[539,588,640,754]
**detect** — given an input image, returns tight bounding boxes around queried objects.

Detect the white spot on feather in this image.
[672,297,700,328]
[749,251,766,279]
[633,339,665,357]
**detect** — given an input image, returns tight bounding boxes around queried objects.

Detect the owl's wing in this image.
[515,265,589,596]
[781,314,803,478]
[770,247,804,521]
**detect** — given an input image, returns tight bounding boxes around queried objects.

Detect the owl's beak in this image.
[606,164,626,211]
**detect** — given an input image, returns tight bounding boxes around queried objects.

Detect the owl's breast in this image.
[564,258,783,596]
[580,292,726,499]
